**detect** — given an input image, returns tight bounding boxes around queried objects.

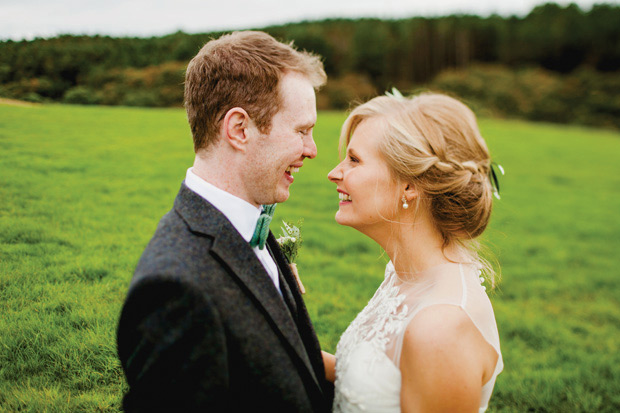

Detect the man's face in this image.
[245,72,318,205]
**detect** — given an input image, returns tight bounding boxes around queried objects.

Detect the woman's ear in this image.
[403,183,419,202]
[222,107,251,151]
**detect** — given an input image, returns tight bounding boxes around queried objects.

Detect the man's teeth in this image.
[339,192,352,202]
[286,166,300,174]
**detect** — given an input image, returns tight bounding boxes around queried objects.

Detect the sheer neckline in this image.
[387,260,472,285]
[334,260,502,413]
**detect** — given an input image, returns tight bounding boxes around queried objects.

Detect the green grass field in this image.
[1,103,619,412]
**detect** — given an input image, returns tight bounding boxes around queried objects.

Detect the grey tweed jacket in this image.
[117,183,333,412]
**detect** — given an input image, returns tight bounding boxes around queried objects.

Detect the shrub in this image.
[62,87,101,105]
[431,65,620,129]
[318,73,377,110]
[23,92,44,103]
[120,90,160,107]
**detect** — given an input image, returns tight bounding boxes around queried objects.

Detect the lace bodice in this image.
[333,262,503,412]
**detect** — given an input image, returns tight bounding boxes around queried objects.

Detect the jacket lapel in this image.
[173,184,321,391]
[267,242,298,319]
[266,233,328,391]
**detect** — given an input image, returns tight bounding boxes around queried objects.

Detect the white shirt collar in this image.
[184,167,261,242]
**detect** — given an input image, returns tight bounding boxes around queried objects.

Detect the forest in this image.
[1,2,619,128]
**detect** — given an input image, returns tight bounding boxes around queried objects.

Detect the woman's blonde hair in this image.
[340,92,498,284]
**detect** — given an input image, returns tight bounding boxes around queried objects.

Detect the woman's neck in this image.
[376,215,459,278]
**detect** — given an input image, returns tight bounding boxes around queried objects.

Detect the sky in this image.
[1,0,618,41]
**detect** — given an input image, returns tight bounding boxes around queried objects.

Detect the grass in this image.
[1,103,619,412]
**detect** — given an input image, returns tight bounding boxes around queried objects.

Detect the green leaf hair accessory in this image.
[277,220,305,294]
[490,162,505,200]
[385,87,405,99]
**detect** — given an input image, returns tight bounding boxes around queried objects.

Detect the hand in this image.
[321,351,336,383]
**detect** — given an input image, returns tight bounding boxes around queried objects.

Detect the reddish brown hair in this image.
[184,31,326,152]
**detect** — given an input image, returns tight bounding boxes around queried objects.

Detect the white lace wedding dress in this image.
[333,261,503,412]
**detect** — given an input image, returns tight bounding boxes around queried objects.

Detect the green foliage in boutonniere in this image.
[277,220,303,263]
[277,220,306,294]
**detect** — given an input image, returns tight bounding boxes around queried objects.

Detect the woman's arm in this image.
[322,351,336,383]
[399,305,497,412]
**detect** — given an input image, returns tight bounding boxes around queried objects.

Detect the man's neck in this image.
[192,153,259,207]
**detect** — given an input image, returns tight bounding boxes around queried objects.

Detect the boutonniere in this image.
[277,220,305,294]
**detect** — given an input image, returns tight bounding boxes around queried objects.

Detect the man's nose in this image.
[303,135,318,159]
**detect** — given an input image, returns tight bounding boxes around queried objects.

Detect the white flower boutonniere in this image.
[277,220,305,294]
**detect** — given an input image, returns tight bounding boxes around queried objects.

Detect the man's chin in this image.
[274,190,290,204]
[259,189,289,205]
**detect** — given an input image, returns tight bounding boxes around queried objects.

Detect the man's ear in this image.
[222,107,251,151]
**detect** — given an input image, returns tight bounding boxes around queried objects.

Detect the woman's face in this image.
[327,118,402,236]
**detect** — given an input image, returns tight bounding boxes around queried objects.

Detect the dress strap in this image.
[459,263,468,308]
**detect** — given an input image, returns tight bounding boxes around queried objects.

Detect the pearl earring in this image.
[402,195,409,209]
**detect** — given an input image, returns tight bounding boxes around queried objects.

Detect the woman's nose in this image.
[327,164,341,182]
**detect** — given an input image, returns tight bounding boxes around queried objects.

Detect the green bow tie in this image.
[249,204,276,249]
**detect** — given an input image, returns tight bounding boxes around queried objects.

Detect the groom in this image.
[116,31,332,411]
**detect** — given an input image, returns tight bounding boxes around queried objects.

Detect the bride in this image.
[323,92,503,412]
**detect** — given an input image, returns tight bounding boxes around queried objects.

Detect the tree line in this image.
[1,3,619,128]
